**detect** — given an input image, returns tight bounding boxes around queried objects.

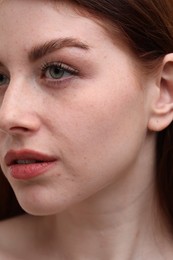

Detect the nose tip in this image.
[0,106,38,136]
[0,88,40,136]
[0,106,40,137]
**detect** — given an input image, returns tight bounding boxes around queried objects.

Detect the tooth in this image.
[16,160,38,165]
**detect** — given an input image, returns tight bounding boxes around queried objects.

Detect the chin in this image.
[17,197,69,216]
[10,178,99,216]
[12,187,69,217]
[13,184,84,217]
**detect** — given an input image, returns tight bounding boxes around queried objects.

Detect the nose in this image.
[0,79,40,136]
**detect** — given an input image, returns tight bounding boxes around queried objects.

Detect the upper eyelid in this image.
[0,60,10,70]
[0,65,9,73]
[0,62,78,77]
[41,61,79,73]
[0,61,5,67]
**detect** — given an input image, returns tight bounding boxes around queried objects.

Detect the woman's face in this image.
[0,0,153,215]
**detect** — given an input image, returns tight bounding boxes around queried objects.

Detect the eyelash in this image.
[40,61,79,86]
[0,61,79,91]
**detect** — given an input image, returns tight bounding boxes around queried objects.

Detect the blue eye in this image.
[41,63,78,81]
[45,65,69,79]
[0,74,9,87]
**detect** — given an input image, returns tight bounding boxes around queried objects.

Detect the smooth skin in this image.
[0,0,173,259]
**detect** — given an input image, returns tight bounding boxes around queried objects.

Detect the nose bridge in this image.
[0,78,39,133]
[1,78,27,117]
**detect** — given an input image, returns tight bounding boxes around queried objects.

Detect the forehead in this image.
[0,0,105,34]
[0,0,140,76]
[0,0,111,53]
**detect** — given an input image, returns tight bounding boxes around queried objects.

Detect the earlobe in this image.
[148,54,173,132]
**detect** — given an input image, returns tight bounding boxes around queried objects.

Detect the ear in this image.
[148,54,173,132]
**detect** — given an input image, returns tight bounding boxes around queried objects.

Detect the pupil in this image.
[0,75,4,81]
[0,75,6,84]
[50,66,63,78]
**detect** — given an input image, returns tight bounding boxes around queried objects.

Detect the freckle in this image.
[103,55,107,60]
[55,173,62,177]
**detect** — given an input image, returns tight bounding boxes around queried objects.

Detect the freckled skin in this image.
[0,0,152,216]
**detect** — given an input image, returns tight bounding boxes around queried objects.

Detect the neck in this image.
[38,181,171,259]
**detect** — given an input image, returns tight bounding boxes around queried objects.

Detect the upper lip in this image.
[4,149,57,166]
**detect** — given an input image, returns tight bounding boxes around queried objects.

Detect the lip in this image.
[4,149,58,180]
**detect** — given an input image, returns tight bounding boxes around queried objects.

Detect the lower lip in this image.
[9,161,56,180]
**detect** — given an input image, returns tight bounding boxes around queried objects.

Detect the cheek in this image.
[6,83,148,216]
[46,81,147,180]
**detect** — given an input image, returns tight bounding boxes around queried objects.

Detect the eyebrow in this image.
[29,37,90,62]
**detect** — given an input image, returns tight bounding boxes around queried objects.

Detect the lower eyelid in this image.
[40,74,78,87]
